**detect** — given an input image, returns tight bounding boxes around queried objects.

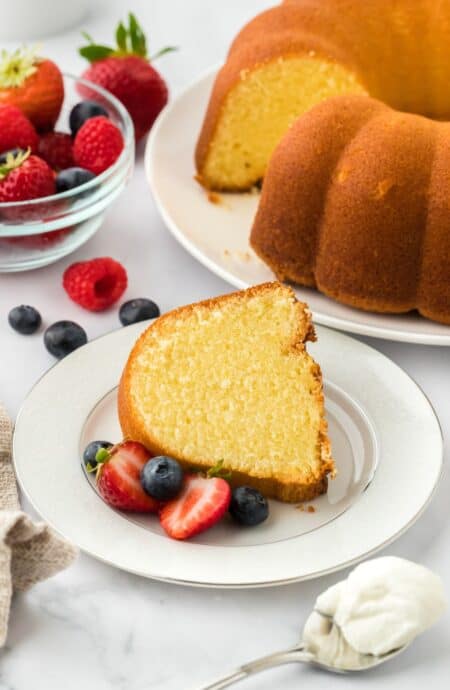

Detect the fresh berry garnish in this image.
[140,456,184,501]
[8,305,41,335]
[159,474,231,540]
[63,257,127,312]
[69,100,109,136]
[44,320,87,359]
[0,149,55,203]
[0,148,26,165]
[56,167,95,193]
[229,487,269,527]
[83,440,113,470]
[119,298,160,326]
[0,48,63,131]
[73,116,123,174]
[38,131,74,171]
[0,105,38,153]
[79,14,175,140]
[90,440,159,512]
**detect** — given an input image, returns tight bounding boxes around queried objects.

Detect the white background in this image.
[0,1,449,688]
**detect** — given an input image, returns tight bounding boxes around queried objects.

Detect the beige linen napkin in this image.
[0,403,77,646]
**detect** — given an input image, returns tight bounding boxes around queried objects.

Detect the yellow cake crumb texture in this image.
[119,283,334,503]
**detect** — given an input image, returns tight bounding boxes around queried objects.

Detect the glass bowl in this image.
[0,74,134,272]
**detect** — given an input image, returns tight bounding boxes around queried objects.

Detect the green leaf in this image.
[115,21,128,52]
[128,13,147,57]
[150,46,178,62]
[79,45,114,62]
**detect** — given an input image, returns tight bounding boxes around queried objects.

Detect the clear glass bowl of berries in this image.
[0,73,134,272]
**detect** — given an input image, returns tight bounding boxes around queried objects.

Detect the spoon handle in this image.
[196,644,313,689]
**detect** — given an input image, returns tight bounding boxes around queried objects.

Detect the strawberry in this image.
[63,257,128,311]
[91,440,159,512]
[0,149,55,203]
[78,14,175,140]
[0,47,64,131]
[159,474,231,540]
[38,132,74,171]
[0,104,39,154]
[73,116,123,174]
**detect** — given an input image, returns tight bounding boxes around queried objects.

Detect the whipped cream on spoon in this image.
[196,557,446,689]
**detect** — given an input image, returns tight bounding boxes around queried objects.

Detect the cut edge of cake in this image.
[118,282,335,503]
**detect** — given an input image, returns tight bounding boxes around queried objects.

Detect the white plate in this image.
[145,69,450,347]
[13,321,443,587]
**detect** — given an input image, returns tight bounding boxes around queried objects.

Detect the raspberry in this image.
[63,257,128,311]
[38,132,74,171]
[73,116,124,175]
[0,104,39,154]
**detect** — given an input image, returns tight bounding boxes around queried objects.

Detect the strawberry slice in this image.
[94,440,159,512]
[159,474,231,540]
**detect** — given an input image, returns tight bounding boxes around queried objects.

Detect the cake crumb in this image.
[223,249,231,257]
[296,503,316,513]
[207,191,222,205]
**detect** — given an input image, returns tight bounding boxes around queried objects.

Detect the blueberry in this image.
[140,456,184,500]
[8,305,41,335]
[119,299,160,326]
[229,486,269,526]
[56,167,96,193]
[83,440,113,470]
[69,100,109,136]
[44,321,87,359]
[0,148,25,164]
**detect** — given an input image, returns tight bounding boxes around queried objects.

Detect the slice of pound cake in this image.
[118,283,334,502]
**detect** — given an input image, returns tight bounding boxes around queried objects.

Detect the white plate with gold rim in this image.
[12,320,443,587]
[145,68,450,346]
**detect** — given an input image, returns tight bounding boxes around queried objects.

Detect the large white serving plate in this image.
[13,321,443,588]
[146,69,450,346]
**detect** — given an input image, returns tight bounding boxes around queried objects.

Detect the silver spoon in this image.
[195,611,406,689]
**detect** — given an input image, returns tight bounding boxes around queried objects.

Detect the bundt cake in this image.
[119,283,334,503]
[250,95,450,325]
[195,0,450,191]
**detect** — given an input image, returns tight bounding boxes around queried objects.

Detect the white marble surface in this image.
[0,1,449,688]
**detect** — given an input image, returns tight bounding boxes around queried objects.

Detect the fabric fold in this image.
[0,402,77,646]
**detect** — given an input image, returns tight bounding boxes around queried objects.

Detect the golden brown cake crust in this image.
[195,3,356,184]
[118,283,334,503]
[250,96,450,325]
[196,0,450,186]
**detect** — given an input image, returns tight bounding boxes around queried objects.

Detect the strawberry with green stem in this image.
[0,47,64,131]
[88,440,160,512]
[79,14,176,141]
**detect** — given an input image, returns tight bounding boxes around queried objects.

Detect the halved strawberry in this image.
[93,440,159,512]
[159,474,231,540]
